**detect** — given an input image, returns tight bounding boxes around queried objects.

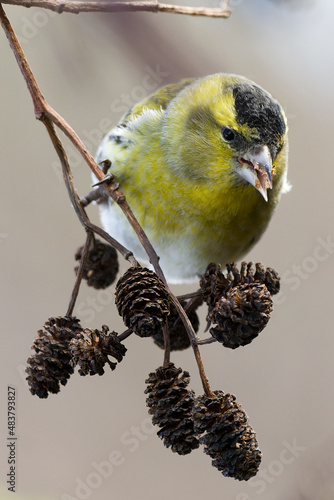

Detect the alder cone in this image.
[115,267,170,337]
[209,282,273,349]
[145,363,200,455]
[70,325,126,376]
[26,316,82,398]
[193,391,261,480]
[200,261,280,311]
[75,240,119,289]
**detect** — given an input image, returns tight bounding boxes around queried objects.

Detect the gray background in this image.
[1,1,334,499]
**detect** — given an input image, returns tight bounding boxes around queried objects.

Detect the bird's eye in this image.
[222,127,235,142]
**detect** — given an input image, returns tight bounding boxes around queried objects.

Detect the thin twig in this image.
[183,293,203,314]
[196,337,217,345]
[83,221,137,265]
[177,289,203,302]
[169,292,213,396]
[118,328,134,342]
[1,0,231,17]
[67,231,94,316]
[162,323,170,367]
[169,293,203,330]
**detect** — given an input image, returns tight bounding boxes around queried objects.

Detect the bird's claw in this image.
[99,159,112,174]
[91,173,114,187]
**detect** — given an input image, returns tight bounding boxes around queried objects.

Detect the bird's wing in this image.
[122,78,196,123]
[94,78,197,196]
[95,78,196,163]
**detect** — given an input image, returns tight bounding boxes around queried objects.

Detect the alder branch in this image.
[1,0,231,18]
[0,3,165,282]
[0,3,213,396]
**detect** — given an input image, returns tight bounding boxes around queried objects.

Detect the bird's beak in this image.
[236,145,273,202]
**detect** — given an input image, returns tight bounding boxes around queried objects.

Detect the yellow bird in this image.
[94,73,289,283]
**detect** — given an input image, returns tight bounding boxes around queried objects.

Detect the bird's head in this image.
[164,74,288,203]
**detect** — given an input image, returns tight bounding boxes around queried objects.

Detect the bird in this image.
[94,73,289,284]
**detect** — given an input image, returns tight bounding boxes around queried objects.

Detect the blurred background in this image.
[1,0,334,498]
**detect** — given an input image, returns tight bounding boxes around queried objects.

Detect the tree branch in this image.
[0,2,213,396]
[1,0,231,18]
[0,3,165,282]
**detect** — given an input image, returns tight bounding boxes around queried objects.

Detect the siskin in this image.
[95,73,289,283]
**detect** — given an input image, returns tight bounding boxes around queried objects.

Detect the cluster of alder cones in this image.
[26,239,280,481]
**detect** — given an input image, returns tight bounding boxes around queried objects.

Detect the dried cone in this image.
[230,261,280,296]
[200,262,231,310]
[200,261,280,311]
[209,282,273,349]
[75,240,119,289]
[145,363,200,455]
[70,325,126,376]
[153,301,199,351]
[193,391,261,480]
[26,316,82,398]
[262,267,280,295]
[115,267,170,337]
